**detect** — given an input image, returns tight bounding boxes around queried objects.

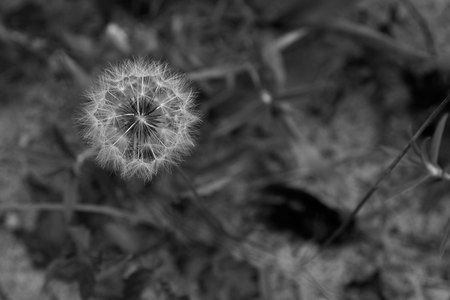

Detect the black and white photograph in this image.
[1,1,450,299]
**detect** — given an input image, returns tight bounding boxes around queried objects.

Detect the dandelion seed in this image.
[80,59,199,181]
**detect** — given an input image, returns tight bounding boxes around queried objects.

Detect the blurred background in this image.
[1,0,450,299]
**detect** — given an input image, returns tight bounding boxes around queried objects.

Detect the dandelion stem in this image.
[319,94,450,253]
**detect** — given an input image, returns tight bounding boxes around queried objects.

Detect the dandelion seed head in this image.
[80,59,199,181]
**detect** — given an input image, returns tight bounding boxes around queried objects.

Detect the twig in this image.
[322,95,450,248]
[363,173,431,222]
[292,94,450,269]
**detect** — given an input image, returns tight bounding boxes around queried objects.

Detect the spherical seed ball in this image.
[81,59,199,181]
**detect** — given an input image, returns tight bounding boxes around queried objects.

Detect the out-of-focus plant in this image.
[412,113,450,181]
[317,97,450,251]
[391,113,450,197]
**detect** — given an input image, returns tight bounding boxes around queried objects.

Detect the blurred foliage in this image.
[1,0,450,300]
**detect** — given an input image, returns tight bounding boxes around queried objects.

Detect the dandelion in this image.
[81,59,199,181]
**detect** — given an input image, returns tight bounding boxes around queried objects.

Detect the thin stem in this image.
[400,0,437,56]
[315,94,450,259]
[0,202,145,224]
